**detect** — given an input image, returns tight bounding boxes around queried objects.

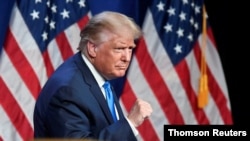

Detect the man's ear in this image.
[87,41,97,57]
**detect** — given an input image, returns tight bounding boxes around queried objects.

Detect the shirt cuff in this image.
[125,116,139,136]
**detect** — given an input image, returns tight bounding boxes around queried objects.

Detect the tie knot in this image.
[103,81,111,89]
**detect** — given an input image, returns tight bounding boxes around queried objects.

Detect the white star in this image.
[182,0,188,5]
[194,5,201,15]
[51,4,57,13]
[41,31,48,41]
[189,17,194,25]
[179,11,186,21]
[46,1,50,7]
[78,0,86,8]
[66,0,73,3]
[50,20,56,29]
[176,28,184,38]
[194,22,199,30]
[191,2,195,8]
[60,9,70,19]
[167,7,175,16]
[187,33,193,42]
[164,23,172,32]
[174,44,182,54]
[30,10,40,20]
[156,1,165,11]
[44,16,49,23]
[35,0,42,4]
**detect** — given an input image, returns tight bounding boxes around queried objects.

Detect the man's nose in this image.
[121,49,131,61]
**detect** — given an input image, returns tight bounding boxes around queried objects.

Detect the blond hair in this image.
[77,11,142,51]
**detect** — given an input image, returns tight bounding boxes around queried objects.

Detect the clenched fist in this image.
[127,99,153,127]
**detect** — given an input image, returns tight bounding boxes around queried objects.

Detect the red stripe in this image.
[77,15,89,30]
[135,38,184,124]
[207,27,217,48]
[207,67,233,124]
[55,33,74,61]
[4,29,41,99]
[205,62,233,123]
[0,78,33,141]
[121,80,160,141]
[42,50,55,78]
[175,52,210,124]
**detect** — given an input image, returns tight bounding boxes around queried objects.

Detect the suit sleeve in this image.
[99,117,137,141]
[45,86,137,141]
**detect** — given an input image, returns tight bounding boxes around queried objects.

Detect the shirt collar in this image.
[81,54,106,87]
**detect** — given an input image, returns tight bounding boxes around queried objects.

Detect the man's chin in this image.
[115,71,126,77]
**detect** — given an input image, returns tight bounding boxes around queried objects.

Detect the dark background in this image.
[205,0,249,126]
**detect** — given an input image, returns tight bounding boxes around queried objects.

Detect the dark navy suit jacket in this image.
[33,52,137,141]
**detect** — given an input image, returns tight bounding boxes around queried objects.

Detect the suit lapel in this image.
[73,52,115,123]
[90,85,115,123]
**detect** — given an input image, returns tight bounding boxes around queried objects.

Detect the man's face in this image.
[93,31,136,80]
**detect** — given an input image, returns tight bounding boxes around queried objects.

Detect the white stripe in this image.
[204,96,225,124]
[64,23,82,54]
[0,50,35,128]
[9,4,47,86]
[143,9,197,124]
[47,39,64,70]
[0,106,23,141]
[126,57,167,141]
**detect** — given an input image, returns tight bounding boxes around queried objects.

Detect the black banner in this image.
[164,125,249,139]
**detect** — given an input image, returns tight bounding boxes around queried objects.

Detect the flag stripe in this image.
[55,32,74,60]
[47,39,64,72]
[77,15,90,31]
[0,50,35,127]
[4,30,41,99]
[42,50,55,78]
[0,78,33,141]
[64,24,81,54]
[0,106,22,141]
[208,69,232,123]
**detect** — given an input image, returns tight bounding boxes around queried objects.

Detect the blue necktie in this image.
[103,81,117,122]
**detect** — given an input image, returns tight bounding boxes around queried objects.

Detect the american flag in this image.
[0,0,232,141]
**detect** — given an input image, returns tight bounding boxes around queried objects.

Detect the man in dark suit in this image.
[33,11,153,141]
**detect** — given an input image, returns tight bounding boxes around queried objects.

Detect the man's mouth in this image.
[116,66,127,70]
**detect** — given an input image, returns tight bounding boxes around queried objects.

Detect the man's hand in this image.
[127,99,153,127]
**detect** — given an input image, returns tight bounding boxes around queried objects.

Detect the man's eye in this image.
[114,47,134,52]
[129,47,134,50]
[114,48,124,51]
